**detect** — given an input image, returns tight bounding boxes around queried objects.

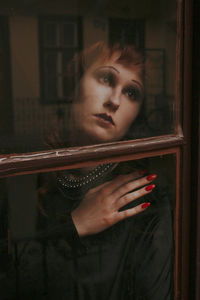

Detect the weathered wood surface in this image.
[0,134,184,177]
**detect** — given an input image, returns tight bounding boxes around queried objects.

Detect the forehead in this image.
[85,53,144,86]
[89,52,142,73]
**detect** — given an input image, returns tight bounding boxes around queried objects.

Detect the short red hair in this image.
[66,41,145,101]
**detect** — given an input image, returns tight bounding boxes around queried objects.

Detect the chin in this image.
[77,125,126,145]
[88,132,123,145]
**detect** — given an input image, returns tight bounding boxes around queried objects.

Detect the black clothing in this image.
[1,163,174,300]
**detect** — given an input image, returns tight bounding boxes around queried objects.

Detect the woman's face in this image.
[70,53,144,145]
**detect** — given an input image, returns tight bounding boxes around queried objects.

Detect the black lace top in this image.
[1,162,174,300]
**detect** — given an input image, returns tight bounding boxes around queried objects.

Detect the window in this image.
[0,0,198,299]
[39,16,82,103]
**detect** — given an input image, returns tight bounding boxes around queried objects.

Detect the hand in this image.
[71,171,157,237]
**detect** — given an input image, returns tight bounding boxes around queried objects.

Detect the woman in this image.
[4,42,173,300]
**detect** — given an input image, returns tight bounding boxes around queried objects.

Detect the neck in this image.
[69,124,101,148]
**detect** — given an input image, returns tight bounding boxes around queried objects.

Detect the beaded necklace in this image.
[57,163,114,189]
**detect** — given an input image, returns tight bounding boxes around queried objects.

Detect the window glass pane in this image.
[109,19,145,48]
[61,23,77,47]
[0,154,176,299]
[43,22,57,47]
[0,0,177,153]
[44,52,58,99]
[62,50,76,99]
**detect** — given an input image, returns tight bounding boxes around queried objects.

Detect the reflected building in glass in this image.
[0,0,177,154]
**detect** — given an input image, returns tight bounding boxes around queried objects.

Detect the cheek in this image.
[80,77,110,104]
[121,103,141,128]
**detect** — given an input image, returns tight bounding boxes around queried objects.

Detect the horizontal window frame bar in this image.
[0,133,184,178]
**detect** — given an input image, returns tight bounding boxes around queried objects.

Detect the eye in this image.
[96,71,115,86]
[124,86,141,101]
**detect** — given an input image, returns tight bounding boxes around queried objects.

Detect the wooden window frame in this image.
[191,1,200,299]
[0,1,196,300]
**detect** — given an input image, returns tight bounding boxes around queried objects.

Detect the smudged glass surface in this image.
[0,154,176,299]
[0,0,177,153]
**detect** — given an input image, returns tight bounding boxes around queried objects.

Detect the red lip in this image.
[94,113,115,126]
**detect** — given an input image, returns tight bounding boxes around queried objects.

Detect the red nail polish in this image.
[141,202,151,209]
[145,184,155,191]
[139,169,148,175]
[146,174,157,181]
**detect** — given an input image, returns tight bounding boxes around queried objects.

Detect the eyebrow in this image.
[131,79,143,90]
[96,66,143,90]
[97,66,120,73]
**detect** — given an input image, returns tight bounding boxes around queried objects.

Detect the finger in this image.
[117,201,151,221]
[87,170,142,195]
[116,184,155,209]
[103,170,147,195]
[112,174,157,200]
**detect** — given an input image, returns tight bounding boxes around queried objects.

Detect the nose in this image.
[103,88,121,112]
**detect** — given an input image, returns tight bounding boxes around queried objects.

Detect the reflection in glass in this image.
[0,155,175,299]
[0,0,177,153]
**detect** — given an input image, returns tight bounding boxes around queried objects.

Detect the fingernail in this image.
[145,184,155,191]
[139,169,148,175]
[141,202,151,209]
[146,174,157,181]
